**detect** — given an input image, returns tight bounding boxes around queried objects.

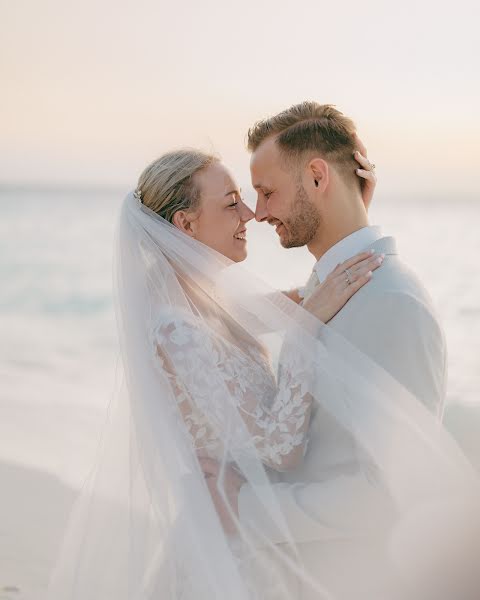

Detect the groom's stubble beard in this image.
[280,181,322,249]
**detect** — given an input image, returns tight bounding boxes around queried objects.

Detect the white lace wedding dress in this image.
[151,308,313,471]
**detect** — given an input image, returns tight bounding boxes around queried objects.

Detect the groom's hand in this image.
[199,457,246,536]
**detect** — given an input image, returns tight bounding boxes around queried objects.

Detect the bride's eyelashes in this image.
[227,196,246,209]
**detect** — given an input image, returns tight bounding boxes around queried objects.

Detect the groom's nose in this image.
[255,196,269,222]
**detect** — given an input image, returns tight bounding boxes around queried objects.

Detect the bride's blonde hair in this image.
[136,149,219,223]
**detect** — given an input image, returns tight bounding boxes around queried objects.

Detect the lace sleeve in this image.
[150,314,224,459]
[151,313,314,471]
[234,343,314,472]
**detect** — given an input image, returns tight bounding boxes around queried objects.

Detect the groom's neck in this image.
[307,194,369,261]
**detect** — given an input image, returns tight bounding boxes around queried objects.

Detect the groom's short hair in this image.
[247,102,359,186]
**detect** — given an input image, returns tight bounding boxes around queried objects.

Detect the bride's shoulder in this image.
[153,306,196,326]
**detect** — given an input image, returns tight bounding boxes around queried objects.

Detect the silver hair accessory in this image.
[133,188,143,202]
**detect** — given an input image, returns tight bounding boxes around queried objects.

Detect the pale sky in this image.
[1,0,479,200]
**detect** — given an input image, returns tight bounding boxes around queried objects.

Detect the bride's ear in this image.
[172,210,196,238]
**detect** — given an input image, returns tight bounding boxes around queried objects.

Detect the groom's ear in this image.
[307,158,329,194]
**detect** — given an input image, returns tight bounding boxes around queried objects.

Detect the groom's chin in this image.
[276,224,289,247]
[276,225,303,249]
[279,233,304,250]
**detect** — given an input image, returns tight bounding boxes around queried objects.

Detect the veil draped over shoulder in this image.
[46,192,480,600]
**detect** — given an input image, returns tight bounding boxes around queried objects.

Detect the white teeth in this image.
[234,234,246,240]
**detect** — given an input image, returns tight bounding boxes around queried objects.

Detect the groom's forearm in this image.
[237,474,396,547]
[238,481,336,546]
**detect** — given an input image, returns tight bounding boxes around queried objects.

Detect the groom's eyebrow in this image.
[253,182,267,190]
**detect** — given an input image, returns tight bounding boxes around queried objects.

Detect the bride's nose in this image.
[239,202,255,223]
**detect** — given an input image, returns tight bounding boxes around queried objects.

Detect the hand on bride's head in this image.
[353,135,377,212]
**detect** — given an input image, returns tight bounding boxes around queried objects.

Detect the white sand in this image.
[0,461,77,600]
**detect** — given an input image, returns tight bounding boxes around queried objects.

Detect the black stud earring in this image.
[314,179,319,187]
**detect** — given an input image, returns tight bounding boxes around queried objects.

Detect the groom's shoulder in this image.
[366,236,434,306]
[331,235,442,332]
[332,235,445,352]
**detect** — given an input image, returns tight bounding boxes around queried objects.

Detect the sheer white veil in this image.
[46,191,480,600]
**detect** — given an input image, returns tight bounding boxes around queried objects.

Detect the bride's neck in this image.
[179,276,267,358]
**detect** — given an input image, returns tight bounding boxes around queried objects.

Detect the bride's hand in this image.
[199,457,245,535]
[354,135,377,211]
[303,251,384,323]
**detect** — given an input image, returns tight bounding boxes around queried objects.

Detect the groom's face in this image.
[250,136,321,248]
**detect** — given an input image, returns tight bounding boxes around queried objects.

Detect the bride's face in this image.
[180,162,255,262]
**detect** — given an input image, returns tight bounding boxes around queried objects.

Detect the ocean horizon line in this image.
[0,181,130,195]
[0,182,478,205]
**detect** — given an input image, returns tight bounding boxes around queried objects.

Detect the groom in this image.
[246,102,445,413]
[202,102,447,598]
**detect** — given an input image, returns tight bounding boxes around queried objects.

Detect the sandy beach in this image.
[0,461,77,600]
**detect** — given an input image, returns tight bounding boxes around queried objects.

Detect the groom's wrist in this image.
[237,482,289,546]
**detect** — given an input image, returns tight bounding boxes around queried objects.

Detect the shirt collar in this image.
[314,225,384,284]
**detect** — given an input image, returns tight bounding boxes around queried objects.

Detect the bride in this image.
[46,149,480,600]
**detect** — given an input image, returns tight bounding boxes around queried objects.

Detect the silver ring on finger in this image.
[344,268,353,286]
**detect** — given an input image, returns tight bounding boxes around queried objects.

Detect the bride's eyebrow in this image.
[224,188,242,197]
